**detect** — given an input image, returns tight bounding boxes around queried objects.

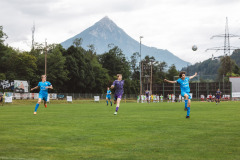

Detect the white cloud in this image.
[1,0,240,63]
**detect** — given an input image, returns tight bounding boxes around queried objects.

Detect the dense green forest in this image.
[0,27,175,94]
[1,26,240,93]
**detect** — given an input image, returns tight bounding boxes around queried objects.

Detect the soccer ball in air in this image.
[192,45,197,51]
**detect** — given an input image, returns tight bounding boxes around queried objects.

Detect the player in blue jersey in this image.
[215,89,221,104]
[31,75,53,115]
[111,74,124,115]
[106,87,112,106]
[164,71,197,118]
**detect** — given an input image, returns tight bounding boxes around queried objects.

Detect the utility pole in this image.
[31,22,35,50]
[150,61,153,94]
[206,17,240,85]
[45,39,47,76]
[223,74,224,95]
[206,17,240,56]
[139,36,143,98]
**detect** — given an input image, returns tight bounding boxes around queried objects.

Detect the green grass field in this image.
[0,101,240,160]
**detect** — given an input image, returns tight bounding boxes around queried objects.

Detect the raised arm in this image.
[164,79,177,84]
[189,72,197,80]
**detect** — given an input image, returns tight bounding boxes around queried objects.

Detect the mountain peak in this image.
[100,16,111,22]
[61,17,190,69]
[94,16,117,29]
[98,16,113,24]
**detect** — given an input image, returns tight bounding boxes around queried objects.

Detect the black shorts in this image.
[0,96,3,102]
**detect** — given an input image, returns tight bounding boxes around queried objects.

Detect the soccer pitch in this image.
[0,101,240,160]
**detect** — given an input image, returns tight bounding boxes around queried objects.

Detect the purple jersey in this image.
[216,91,221,96]
[216,91,221,99]
[112,80,124,95]
[146,91,149,96]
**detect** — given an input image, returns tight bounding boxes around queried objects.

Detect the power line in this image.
[206,17,240,57]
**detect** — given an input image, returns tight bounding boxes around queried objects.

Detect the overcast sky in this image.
[1,0,240,64]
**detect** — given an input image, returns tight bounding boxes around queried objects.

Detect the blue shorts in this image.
[39,94,48,101]
[181,91,191,100]
[106,95,111,100]
[216,95,220,99]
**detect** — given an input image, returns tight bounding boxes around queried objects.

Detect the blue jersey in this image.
[176,77,190,93]
[38,81,51,95]
[107,90,111,96]
[112,80,124,95]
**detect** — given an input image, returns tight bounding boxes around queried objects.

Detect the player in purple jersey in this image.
[215,89,221,104]
[145,90,150,103]
[111,74,124,115]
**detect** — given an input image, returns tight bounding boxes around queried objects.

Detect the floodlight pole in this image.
[45,39,47,76]
[140,36,143,98]
[150,61,153,94]
[223,74,224,95]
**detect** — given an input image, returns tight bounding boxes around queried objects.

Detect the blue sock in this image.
[106,100,108,105]
[187,107,190,116]
[185,100,188,109]
[34,103,39,112]
[111,101,112,105]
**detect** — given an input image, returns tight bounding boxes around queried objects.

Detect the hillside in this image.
[182,49,240,78]
[61,16,190,70]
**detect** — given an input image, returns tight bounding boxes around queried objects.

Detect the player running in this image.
[31,75,53,115]
[146,90,150,103]
[111,74,124,115]
[215,89,221,104]
[164,71,197,118]
[106,87,112,106]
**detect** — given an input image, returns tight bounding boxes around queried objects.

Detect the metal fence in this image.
[4,92,138,100]
[2,81,234,101]
[150,82,232,100]
[55,93,138,100]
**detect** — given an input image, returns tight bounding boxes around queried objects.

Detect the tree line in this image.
[1,26,239,93]
[0,27,180,94]
[182,50,240,82]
